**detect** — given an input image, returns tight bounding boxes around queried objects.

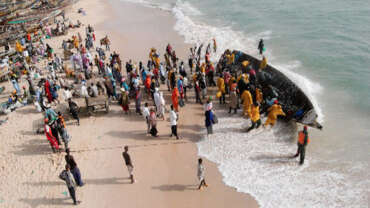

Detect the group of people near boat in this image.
[0,9,310,206]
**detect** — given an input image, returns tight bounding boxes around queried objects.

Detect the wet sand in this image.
[0,0,259,207]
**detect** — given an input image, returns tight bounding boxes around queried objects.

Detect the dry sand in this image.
[0,0,259,207]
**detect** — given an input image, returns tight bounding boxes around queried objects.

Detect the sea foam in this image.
[112,0,370,207]
[198,110,369,208]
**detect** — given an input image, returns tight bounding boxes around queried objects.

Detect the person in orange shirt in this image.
[172,87,180,112]
[293,126,310,165]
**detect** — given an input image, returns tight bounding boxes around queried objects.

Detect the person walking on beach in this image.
[68,98,80,126]
[143,103,150,134]
[65,148,84,187]
[172,87,180,112]
[57,112,71,149]
[197,158,208,190]
[135,87,142,115]
[119,88,130,114]
[205,102,214,135]
[44,118,60,153]
[122,146,135,184]
[247,103,261,132]
[169,105,179,139]
[59,164,81,205]
[149,108,158,137]
[293,126,310,165]
[158,91,166,120]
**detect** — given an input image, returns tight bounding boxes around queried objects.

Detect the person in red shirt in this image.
[44,118,60,153]
[293,126,310,165]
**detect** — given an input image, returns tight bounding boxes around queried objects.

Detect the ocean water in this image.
[117,0,370,207]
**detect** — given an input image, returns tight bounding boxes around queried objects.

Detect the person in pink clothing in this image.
[44,118,60,153]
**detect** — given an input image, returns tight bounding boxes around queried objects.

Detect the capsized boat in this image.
[221,50,323,129]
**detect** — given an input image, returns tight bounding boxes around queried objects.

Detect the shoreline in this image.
[0,0,259,207]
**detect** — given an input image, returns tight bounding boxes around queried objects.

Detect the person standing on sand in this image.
[204,97,215,135]
[153,88,161,114]
[197,158,208,190]
[44,118,60,153]
[65,148,84,187]
[119,88,129,114]
[59,164,81,205]
[169,105,179,139]
[143,103,150,134]
[293,126,310,165]
[68,98,80,126]
[149,108,158,137]
[122,146,135,184]
[135,87,142,115]
[57,112,71,149]
[172,87,180,112]
[158,91,166,120]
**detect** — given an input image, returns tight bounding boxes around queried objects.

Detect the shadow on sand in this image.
[19,197,72,208]
[23,177,130,187]
[249,153,297,165]
[152,184,198,192]
[11,139,55,156]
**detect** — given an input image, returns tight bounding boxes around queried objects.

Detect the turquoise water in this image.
[116,0,370,206]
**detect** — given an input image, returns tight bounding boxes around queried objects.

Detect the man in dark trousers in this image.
[68,98,80,125]
[169,105,179,140]
[258,39,264,55]
[293,126,310,165]
[59,164,81,205]
[122,146,134,184]
[65,148,84,186]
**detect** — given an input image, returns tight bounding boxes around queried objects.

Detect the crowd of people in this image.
[0,8,310,205]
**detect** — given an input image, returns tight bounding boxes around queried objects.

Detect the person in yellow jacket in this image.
[259,56,267,70]
[247,103,261,132]
[200,63,206,73]
[149,48,156,63]
[237,73,249,84]
[264,100,286,127]
[230,53,235,65]
[255,87,263,104]
[225,54,231,65]
[73,36,79,49]
[241,89,253,118]
[293,126,310,165]
[15,41,23,53]
[242,60,249,68]
[154,56,160,68]
[217,75,226,104]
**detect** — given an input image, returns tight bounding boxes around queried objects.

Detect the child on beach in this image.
[197,158,208,190]
[122,146,135,184]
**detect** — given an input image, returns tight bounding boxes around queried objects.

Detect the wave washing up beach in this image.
[0,0,369,207]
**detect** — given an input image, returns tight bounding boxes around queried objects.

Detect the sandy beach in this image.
[0,0,258,207]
